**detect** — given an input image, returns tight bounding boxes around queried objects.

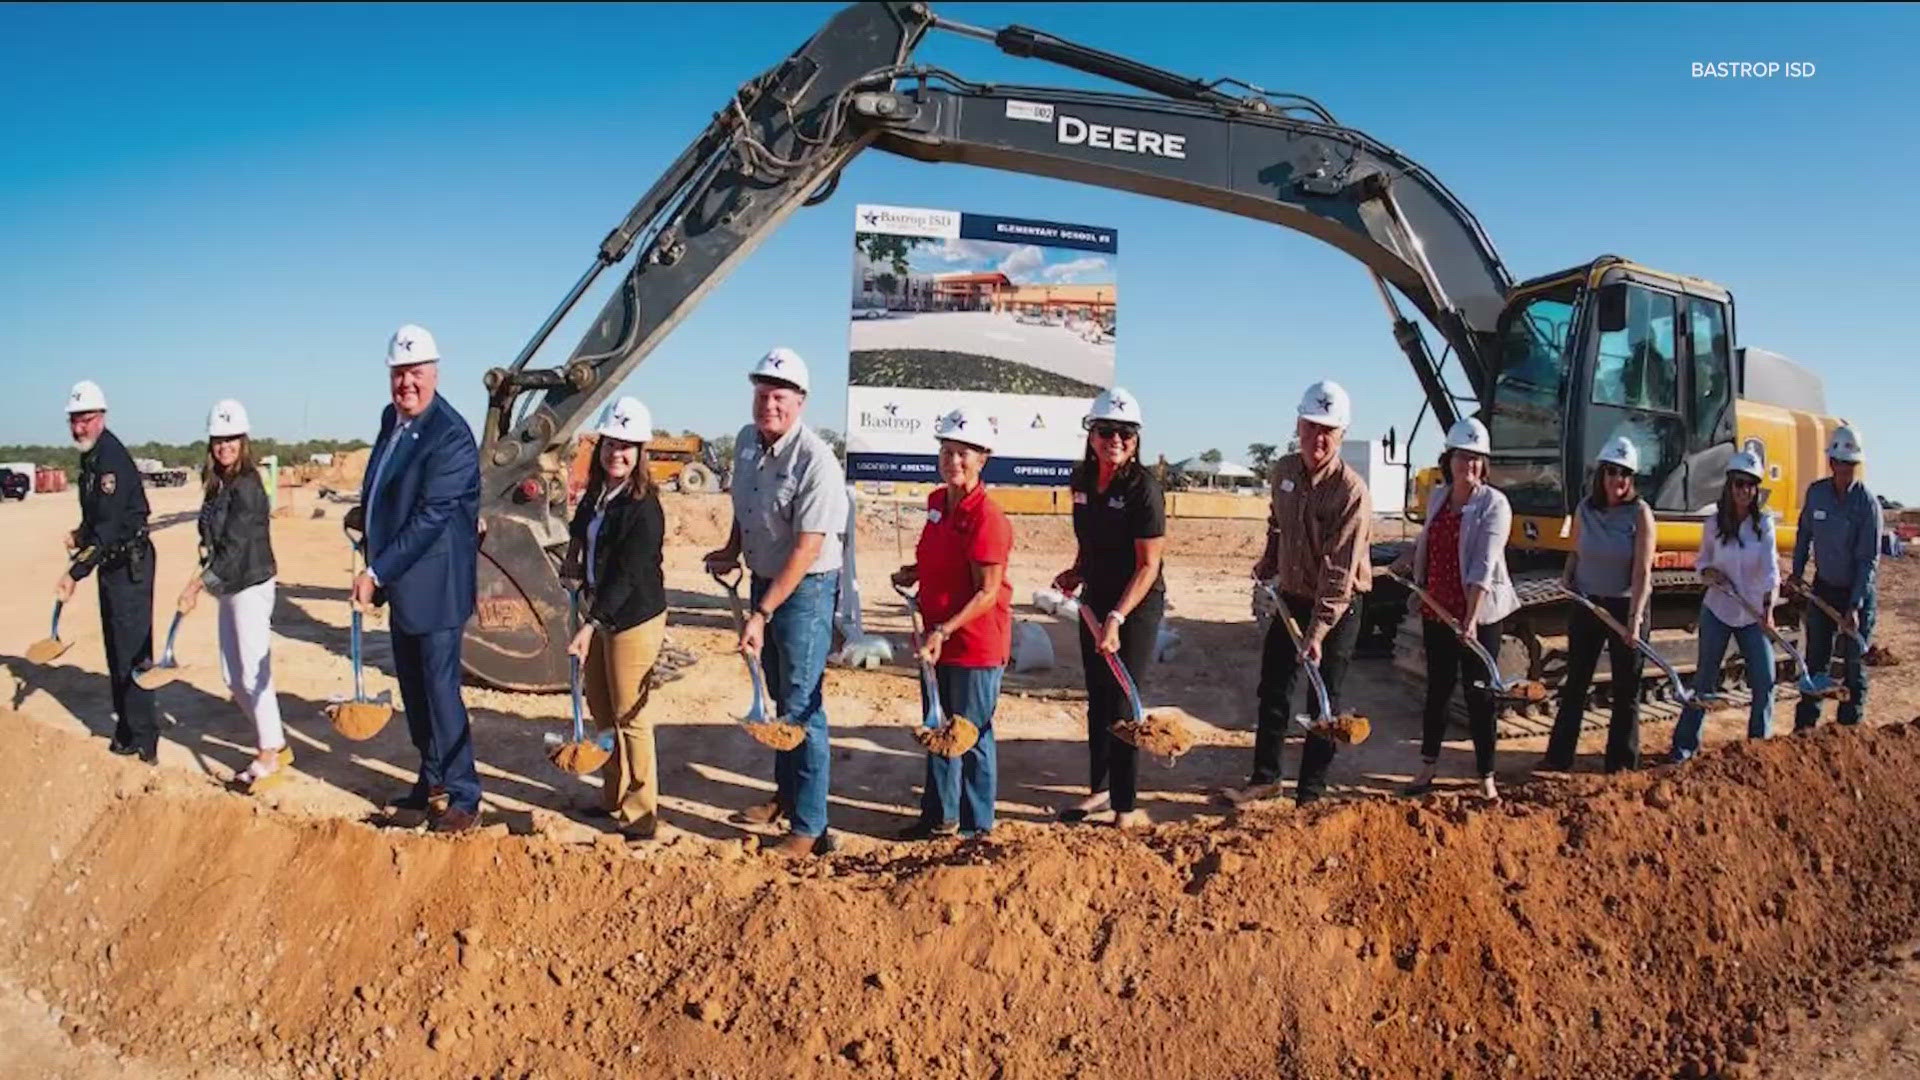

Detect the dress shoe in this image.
[429,806,480,834]
[619,816,659,842]
[392,787,448,813]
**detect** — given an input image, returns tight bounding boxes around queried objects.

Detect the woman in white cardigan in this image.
[1393,418,1522,800]
[1669,451,1777,761]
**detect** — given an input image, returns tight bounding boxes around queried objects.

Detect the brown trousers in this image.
[583,612,667,829]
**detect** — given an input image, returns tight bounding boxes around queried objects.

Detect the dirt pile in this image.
[6,718,1920,1079]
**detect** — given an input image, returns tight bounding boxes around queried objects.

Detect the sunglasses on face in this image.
[1090,423,1138,441]
[1731,477,1760,489]
[1600,465,1633,480]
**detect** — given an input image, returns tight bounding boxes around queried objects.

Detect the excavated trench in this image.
[4,712,1920,1079]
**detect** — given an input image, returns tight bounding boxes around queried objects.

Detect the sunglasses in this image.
[1600,464,1634,480]
[1090,423,1138,441]
[1730,476,1760,489]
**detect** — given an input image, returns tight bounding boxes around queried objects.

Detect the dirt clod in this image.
[911,717,980,758]
[1110,710,1196,761]
[547,742,611,776]
[326,701,394,742]
[740,720,808,752]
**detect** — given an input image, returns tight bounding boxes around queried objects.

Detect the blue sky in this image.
[3,3,1915,497]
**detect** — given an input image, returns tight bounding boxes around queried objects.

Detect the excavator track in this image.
[1383,569,1809,740]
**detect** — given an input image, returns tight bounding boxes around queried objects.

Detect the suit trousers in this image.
[393,627,482,813]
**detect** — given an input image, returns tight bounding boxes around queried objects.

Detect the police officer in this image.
[56,380,159,762]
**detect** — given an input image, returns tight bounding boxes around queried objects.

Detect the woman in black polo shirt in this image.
[1051,387,1167,829]
[565,396,669,842]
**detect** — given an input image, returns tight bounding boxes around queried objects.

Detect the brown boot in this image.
[731,799,786,826]
[761,832,818,858]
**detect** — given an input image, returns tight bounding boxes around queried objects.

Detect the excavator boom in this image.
[467,0,1518,690]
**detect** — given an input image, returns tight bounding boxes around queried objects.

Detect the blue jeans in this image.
[1794,580,1875,729]
[753,571,838,839]
[920,664,1003,834]
[1670,607,1774,762]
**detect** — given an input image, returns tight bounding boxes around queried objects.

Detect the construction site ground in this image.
[4,483,1919,1079]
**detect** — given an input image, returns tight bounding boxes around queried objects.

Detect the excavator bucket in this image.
[465,515,570,692]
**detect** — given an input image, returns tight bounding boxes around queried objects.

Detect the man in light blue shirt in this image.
[1791,425,1881,729]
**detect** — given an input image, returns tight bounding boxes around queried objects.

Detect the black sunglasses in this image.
[1090,422,1138,440]
[1600,464,1634,480]
[1730,476,1760,488]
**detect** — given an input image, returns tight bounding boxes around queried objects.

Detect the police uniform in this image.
[70,428,159,757]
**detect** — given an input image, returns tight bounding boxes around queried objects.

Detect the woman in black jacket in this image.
[565,396,670,841]
[176,400,285,790]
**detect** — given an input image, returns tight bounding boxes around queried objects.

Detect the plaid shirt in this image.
[1266,452,1373,640]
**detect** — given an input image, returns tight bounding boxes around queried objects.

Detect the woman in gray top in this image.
[1541,436,1656,773]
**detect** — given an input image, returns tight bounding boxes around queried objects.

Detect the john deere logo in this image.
[1523,520,1540,541]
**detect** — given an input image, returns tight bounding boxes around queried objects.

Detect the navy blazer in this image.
[359,393,482,635]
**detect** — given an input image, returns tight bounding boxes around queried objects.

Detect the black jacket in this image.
[71,428,152,581]
[198,470,277,596]
[568,483,666,633]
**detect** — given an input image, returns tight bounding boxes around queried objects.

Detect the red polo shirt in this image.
[916,483,1014,667]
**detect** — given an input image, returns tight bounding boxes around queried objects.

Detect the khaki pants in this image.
[583,612,667,829]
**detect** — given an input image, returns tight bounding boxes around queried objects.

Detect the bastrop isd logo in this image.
[858,403,922,434]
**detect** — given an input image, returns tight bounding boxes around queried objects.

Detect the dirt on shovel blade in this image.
[912,717,980,758]
[1315,712,1370,745]
[1867,644,1900,667]
[24,639,68,665]
[326,701,393,741]
[547,741,611,776]
[741,719,807,752]
[1111,710,1196,760]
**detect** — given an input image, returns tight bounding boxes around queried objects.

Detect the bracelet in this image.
[1107,609,1126,625]
[754,605,774,621]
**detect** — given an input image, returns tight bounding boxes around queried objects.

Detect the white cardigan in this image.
[1410,482,1522,626]
[1698,513,1779,628]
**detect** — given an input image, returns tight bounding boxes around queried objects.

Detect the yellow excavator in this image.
[461,1,1849,718]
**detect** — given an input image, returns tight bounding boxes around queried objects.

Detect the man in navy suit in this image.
[348,323,485,832]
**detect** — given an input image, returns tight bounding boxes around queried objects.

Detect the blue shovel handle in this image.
[158,611,182,667]
[50,599,63,642]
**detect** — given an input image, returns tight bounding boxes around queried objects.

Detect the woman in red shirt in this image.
[890,405,1015,838]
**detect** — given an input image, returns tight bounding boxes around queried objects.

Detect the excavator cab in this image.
[1487,257,1737,542]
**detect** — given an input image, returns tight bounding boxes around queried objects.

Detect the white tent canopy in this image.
[1175,457,1258,479]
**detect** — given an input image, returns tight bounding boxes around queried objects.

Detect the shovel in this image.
[1554,585,1727,709]
[1783,577,1871,653]
[132,605,190,691]
[1073,600,1195,763]
[324,525,394,741]
[711,568,808,751]
[1384,569,1548,703]
[1257,584,1370,745]
[545,586,613,775]
[25,599,75,666]
[891,582,980,759]
[1709,579,1847,701]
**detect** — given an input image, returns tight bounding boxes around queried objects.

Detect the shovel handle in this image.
[1077,603,1146,726]
[159,610,182,666]
[50,599,62,641]
[1786,578,1870,650]
[1710,579,1815,682]
[1265,592,1334,727]
[567,589,587,743]
[1556,585,1701,704]
[895,585,948,729]
[1384,568,1509,692]
[713,569,775,724]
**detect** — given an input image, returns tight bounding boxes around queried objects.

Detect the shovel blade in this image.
[25,638,71,665]
[327,700,395,741]
[740,718,808,751]
[1495,680,1549,703]
[132,664,183,691]
[913,716,980,759]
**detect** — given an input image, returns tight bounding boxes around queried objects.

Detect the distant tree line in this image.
[0,437,372,478]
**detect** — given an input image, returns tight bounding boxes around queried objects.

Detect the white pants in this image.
[217,578,284,752]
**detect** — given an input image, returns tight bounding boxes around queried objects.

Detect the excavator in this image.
[462,1,1847,720]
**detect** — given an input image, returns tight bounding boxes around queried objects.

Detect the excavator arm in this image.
[466,0,1517,690]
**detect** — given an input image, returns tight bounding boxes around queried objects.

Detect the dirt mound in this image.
[6,718,1920,1078]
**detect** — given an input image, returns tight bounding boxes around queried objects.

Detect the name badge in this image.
[1108,497,1126,509]
[1072,491,1088,505]
[1281,479,1296,493]
[1813,509,1827,521]
[927,508,943,524]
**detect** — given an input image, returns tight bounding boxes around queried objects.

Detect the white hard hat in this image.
[1826,425,1862,464]
[1083,386,1143,428]
[1296,380,1351,429]
[207,399,251,438]
[1726,450,1763,481]
[1596,435,1640,474]
[933,405,996,453]
[66,380,107,414]
[1444,417,1491,456]
[386,324,440,367]
[592,396,653,444]
[749,347,810,394]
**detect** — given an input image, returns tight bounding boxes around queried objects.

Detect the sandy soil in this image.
[3,483,1918,1078]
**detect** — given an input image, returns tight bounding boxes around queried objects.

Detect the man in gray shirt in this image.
[1791,425,1882,729]
[704,347,847,857]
